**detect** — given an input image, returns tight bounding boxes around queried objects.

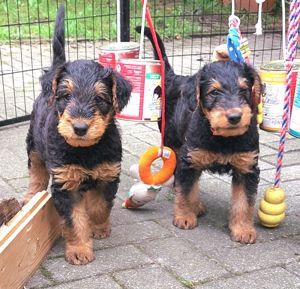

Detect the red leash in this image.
[143,1,166,154]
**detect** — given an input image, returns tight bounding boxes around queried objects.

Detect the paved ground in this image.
[1,118,300,289]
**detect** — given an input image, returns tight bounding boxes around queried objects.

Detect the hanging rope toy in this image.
[122,0,176,209]
[227,15,245,63]
[226,2,262,124]
[258,0,300,227]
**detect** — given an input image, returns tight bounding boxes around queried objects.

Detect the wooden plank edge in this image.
[0,191,50,247]
[0,191,61,289]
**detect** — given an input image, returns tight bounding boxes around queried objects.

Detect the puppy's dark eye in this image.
[97,94,112,105]
[240,88,250,97]
[209,90,220,97]
[95,95,112,114]
[240,87,249,92]
[56,94,71,100]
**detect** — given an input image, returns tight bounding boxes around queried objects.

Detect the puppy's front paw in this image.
[173,213,198,229]
[230,226,257,244]
[65,246,95,265]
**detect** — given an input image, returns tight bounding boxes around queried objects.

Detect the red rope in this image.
[143,2,166,154]
[274,0,300,187]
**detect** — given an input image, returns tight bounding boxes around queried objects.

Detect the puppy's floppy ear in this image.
[47,66,65,107]
[252,71,263,107]
[112,70,131,112]
[244,63,263,107]
[100,66,131,113]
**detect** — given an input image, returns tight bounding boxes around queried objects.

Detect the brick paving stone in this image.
[259,129,280,143]
[6,142,28,162]
[196,267,300,289]
[25,269,53,289]
[44,275,123,289]
[258,159,275,170]
[285,259,300,278]
[260,165,300,183]
[144,122,159,130]
[117,173,133,198]
[195,193,230,229]
[93,221,172,250]
[261,150,300,167]
[285,195,300,216]
[259,143,278,157]
[119,121,155,135]
[48,201,174,256]
[111,198,174,225]
[121,153,139,175]
[113,264,186,289]
[254,214,300,242]
[134,130,161,145]
[122,141,151,160]
[266,137,300,152]
[210,239,300,274]
[44,245,152,283]
[7,177,29,195]
[48,237,64,258]
[0,147,28,179]
[279,179,300,197]
[0,177,19,199]
[138,237,229,283]
[199,176,231,198]
[158,218,238,252]
[120,133,144,147]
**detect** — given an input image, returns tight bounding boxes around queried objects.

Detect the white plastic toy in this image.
[122,164,174,209]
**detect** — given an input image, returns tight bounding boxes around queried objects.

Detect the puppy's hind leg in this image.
[23,151,50,204]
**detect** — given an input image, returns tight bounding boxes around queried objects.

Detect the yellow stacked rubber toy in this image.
[258,187,286,227]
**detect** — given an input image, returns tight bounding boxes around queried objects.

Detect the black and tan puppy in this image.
[24,6,131,265]
[138,27,262,243]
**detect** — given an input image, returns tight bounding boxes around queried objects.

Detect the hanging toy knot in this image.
[228,15,240,29]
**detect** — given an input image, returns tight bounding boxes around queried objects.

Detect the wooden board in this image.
[0,191,61,289]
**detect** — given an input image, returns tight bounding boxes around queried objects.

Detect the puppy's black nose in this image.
[74,123,88,136]
[227,112,242,125]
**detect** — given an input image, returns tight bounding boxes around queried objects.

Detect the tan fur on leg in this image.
[229,183,256,244]
[63,196,94,265]
[85,188,112,239]
[23,151,49,204]
[173,181,205,229]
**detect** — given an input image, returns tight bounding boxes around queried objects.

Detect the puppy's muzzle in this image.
[73,122,88,136]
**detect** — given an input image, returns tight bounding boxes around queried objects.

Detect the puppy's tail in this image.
[52,5,66,67]
[135,26,172,74]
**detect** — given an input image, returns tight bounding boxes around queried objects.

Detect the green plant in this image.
[0,0,281,42]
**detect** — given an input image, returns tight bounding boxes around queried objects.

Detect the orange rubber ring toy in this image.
[138,146,176,185]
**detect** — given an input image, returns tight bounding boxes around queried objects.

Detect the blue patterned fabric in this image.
[227,27,244,63]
